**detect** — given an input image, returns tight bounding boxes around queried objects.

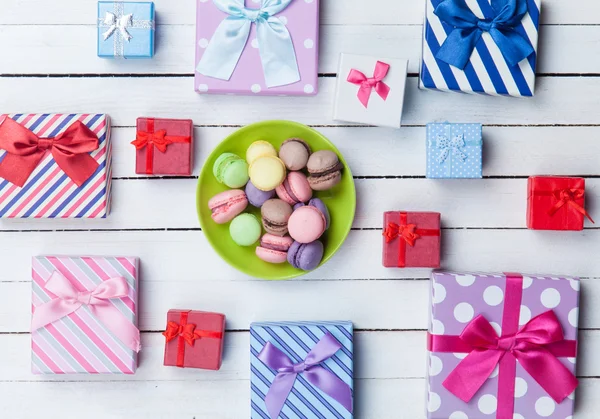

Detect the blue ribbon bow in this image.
[434,0,534,70]
[436,133,468,163]
[196,0,300,88]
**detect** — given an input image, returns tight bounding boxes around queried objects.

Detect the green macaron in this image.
[229,213,262,246]
[213,153,250,188]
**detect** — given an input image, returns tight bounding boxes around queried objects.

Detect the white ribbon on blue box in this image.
[97,1,155,59]
[419,0,541,97]
[426,123,483,179]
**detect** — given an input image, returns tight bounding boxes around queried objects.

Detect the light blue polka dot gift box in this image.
[97,1,155,59]
[426,123,483,179]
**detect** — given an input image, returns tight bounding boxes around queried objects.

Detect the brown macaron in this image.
[279,138,311,171]
[307,150,344,191]
[261,199,293,236]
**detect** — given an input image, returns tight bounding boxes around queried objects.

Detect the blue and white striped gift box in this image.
[420,0,541,97]
[250,321,354,419]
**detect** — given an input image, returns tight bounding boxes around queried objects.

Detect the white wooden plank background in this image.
[1,0,599,418]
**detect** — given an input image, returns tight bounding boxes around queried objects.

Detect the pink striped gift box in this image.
[0,114,112,218]
[31,256,140,375]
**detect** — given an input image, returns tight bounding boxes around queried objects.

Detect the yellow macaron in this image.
[246,140,277,165]
[249,156,287,191]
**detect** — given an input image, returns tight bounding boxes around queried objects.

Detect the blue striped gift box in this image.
[420,0,541,97]
[250,321,354,419]
[426,123,483,179]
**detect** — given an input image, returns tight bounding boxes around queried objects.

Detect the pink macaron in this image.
[287,205,327,243]
[275,172,313,205]
[208,189,248,224]
[256,234,294,264]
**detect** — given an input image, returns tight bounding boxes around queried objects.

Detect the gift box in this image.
[426,271,579,418]
[426,123,483,179]
[31,256,141,374]
[132,118,194,175]
[0,114,112,219]
[419,0,541,97]
[332,54,408,129]
[383,211,441,268]
[195,0,320,96]
[527,176,594,231]
[162,309,225,370]
[250,321,354,419]
[97,1,155,59]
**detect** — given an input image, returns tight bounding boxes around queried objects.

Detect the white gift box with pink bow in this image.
[333,53,408,129]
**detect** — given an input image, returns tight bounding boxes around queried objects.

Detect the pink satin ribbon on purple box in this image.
[347,61,391,108]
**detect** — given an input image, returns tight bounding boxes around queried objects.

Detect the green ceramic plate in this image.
[197,120,356,280]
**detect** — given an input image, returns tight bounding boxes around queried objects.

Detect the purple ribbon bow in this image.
[257,333,354,419]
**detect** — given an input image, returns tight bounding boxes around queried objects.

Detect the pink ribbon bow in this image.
[443,311,578,405]
[31,271,141,353]
[347,61,391,108]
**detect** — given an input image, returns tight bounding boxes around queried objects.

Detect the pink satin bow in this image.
[31,271,141,352]
[443,311,578,404]
[347,61,391,108]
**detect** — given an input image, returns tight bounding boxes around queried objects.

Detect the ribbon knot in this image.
[436,133,467,163]
[434,0,535,69]
[196,0,300,88]
[384,222,421,247]
[549,188,595,223]
[347,61,391,108]
[0,118,100,188]
[496,335,516,352]
[31,271,141,353]
[258,333,353,419]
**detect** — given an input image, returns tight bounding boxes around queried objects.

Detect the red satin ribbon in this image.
[383,212,440,267]
[131,119,192,175]
[538,188,595,224]
[428,273,578,419]
[0,117,99,187]
[163,312,223,368]
[347,61,391,108]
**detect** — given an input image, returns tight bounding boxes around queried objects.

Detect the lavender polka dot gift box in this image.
[426,123,483,179]
[426,271,579,419]
[195,0,320,96]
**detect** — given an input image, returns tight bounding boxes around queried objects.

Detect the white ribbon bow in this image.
[102,12,134,42]
[436,133,468,163]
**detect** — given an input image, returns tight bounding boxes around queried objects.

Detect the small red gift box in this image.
[132,117,193,175]
[382,211,441,268]
[163,309,225,370]
[527,176,594,231]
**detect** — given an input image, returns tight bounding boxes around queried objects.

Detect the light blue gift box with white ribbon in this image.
[250,321,354,419]
[426,123,483,179]
[97,1,155,59]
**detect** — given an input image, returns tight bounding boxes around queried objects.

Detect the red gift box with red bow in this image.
[527,176,594,231]
[163,309,225,370]
[382,211,441,268]
[132,117,193,175]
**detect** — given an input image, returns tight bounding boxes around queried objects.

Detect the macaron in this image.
[246,140,277,165]
[256,234,293,264]
[245,180,275,208]
[213,153,249,188]
[308,198,330,229]
[288,204,327,243]
[229,213,262,246]
[249,156,286,192]
[307,150,343,191]
[279,138,311,171]
[261,199,293,236]
[208,189,248,224]
[287,240,324,271]
[275,171,313,205]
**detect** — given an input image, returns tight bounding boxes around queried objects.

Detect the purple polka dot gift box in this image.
[426,271,579,419]
[426,123,483,179]
[195,0,319,96]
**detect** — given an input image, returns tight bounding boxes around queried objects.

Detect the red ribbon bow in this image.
[347,61,391,108]
[0,118,99,187]
[383,222,421,246]
[131,119,192,175]
[549,188,595,223]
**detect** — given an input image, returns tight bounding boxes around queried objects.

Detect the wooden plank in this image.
[0,0,596,25]
[2,330,599,382]
[2,77,600,126]
[2,178,598,230]
[1,25,598,75]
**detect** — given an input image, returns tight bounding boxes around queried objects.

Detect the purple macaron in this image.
[287,240,324,271]
[245,180,276,208]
